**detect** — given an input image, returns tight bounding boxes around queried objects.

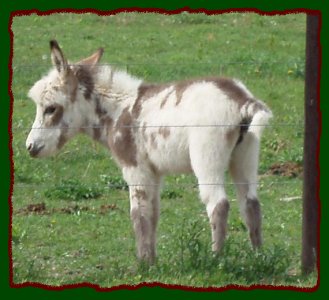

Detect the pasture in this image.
[11,12,316,288]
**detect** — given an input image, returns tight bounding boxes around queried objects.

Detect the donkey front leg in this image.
[129,184,160,264]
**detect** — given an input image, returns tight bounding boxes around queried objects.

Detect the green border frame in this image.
[1,0,327,299]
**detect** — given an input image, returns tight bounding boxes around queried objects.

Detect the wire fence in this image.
[11,123,303,130]
[11,60,305,68]
[11,129,304,190]
[13,180,302,190]
[11,60,304,193]
[12,114,304,189]
[11,59,305,89]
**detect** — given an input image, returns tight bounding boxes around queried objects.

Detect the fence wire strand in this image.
[14,180,301,190]
[12,60,304,193]
[12,123,303,131]
[12,60,304,68]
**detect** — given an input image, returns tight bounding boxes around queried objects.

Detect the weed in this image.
[161,189,183,199]
[44,179,102,200]
[172,12,219,25]
[12,224,26,244]
[156,217,294,285]
[219,240,291,284]
[100,174,128,191]
[175,219,213,273]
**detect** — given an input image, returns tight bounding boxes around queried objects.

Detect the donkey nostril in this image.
[27,142,45,157]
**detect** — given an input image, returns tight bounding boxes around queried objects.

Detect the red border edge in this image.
[7,6,321,294]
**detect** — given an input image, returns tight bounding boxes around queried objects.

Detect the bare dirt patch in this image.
[15,203,118,216]
[17,203,47,215]
[267,162,303,178]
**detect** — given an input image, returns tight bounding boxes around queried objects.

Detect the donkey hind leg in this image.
[128,175,161,264]
[207,194,230,253]
[189,132,233,253]
[229,132,262,248]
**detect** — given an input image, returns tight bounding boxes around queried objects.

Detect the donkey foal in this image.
[26,41,272,263]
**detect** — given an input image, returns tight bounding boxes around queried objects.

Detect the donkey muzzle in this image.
[27,142,45,158]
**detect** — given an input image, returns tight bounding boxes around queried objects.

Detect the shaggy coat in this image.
[26,41,272,263]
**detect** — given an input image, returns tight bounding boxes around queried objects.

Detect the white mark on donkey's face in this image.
[26,40,103,158]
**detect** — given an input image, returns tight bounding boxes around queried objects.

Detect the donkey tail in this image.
[241,99,273,140]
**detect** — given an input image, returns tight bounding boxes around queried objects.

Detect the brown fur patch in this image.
[142,123,148,142]
[236,117,252,145]
[211,200,230,252]
[74,65,94,99]
[94,95,108,117]
[172,77,253,107]
[172,77,252,107]
[45,104,64,127]
[150,133,157,149]
[93,126,102,141]
[131,208,148,237]
[211,201,230,231]
[65,71,79,102]
[90,116,114,143]
[212,78,251,108]
[108,107,137,167]
[134,189,147,200]
[143,152,159,176]
[252,100,271,114]
[149,160,159,176]
[132,77,251,115]
[130,207,154,263]
[160,89,175,109]
[174,79,196,106]
[57,135,67,150]
[102,116,113,129]
[158,127,170,138]
[70,82,78,102]
[57,123,69,149]
[132,83,170,118]
[226,117,252,147]
[246,197,262,248]
[132,77,253,125]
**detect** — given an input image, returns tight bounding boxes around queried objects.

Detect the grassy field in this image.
[11,12,316,288]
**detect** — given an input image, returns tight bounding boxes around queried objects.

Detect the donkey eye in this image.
[44,105,57,115]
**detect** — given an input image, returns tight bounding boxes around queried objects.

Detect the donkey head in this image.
[26,40,103,157]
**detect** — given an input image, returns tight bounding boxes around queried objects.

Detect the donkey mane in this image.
[93,66,142,94]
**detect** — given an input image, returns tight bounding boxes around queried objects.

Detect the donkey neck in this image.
[81,67,143,146]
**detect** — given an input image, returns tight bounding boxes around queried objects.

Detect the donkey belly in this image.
[142,128,192,175]
[152,149,192,175]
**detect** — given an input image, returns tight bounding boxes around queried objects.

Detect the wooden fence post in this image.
[302,13,320,274]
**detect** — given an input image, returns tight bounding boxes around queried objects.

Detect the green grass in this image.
[11,12,317,288]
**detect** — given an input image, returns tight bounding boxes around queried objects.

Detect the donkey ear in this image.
[76,48,104,68]
[50,40,69,74]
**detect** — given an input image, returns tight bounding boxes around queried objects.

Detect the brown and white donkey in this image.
[26,40,272,263]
